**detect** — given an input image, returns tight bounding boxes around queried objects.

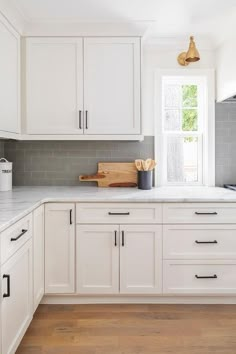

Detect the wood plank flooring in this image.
[16,304,236,354]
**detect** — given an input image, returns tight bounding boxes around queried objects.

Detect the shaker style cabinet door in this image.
[33,205,44,311]
[1,240,33,354]
[119,225,162,294]
[0,17,20,134]
[83,37,141,135]
[76,224,119,294]
[26,38,83,134]
[45,203,75,293]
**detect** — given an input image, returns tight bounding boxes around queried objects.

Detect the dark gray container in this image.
[138,171,152,190]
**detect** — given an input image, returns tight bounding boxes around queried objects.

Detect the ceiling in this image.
[7,0,236,44]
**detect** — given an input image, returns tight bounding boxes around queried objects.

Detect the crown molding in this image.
[22,20,151,37]
[0,0,25,34]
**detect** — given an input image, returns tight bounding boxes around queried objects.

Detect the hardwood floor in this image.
[16,304,236,354]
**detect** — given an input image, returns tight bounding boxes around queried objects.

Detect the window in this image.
[155,70,215,187]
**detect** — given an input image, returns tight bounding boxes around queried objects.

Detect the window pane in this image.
[167,136,199,183]
[164,85,180,107]
[182,85,198,107]
[164,109,181,131]
[182,109,198,131]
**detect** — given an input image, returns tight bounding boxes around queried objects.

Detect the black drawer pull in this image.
[3,274,10,298]
[114,231,117,247]
[108,212,130,216]
[70,209,73,225]
[195,274,217,279]
[195,240,218,244]
[10,229,28,242]
[122,231,125,247]
[195,212,218,215]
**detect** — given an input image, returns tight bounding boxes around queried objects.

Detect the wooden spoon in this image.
[149,160,157,170]
[135,159,143,171]
[145,158,152,171]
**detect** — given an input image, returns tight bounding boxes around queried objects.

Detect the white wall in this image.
[142,43,215,135]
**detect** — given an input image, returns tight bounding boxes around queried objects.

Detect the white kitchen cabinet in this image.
[26,38,83,134]
[83,37,140,135]
[163,260,236,294]
[120,225,162,294]
[163,224,236,260]
[25,37,141,137]
[0,15,20,136]
[76,224,162,295]
[76,224,119,294]
[1,240,32,354]
[216,39,236,102]
[45,203,75,293]
[33,205,44,311]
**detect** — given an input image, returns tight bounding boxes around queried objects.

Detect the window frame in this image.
[155,69,215,187]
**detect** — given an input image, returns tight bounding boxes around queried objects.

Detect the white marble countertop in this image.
[0,186,236,233]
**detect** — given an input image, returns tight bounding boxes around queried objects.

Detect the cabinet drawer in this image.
[1,213,32,265]
[163,203,236,224]
[163,260,236,294]
[76,203,162,224]
[163,225,236,260]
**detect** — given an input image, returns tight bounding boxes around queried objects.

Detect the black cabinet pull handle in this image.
[195,274,217,279]
[121,231,125,247]
[11,229,27,242]
[79,110,82,129]
[70,209,73,225]
[195,240,218,244]
[3,274,10,298]
[85,110,88,129]
[108,212,130,216]
[195,212,218,215]
[114,231,117,247]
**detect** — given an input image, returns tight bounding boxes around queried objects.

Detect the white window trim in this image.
[154,69,215,187]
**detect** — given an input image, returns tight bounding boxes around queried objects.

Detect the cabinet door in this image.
[33,205,44,311]
[84,37,141,135]
[120,225,162,294]
[1,240,32,354]
[0,17,20,134]
[45,203,75,293]
[76,224,119,294]
[26,38,83,134]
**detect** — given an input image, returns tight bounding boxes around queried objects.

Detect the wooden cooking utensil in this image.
[135,159,143,171]
[145,158,152,171]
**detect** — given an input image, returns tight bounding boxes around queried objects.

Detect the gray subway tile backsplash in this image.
[4,137,154,186]
[2,102,236,187]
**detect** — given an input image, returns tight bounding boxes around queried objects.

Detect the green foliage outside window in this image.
[182,85,198,132]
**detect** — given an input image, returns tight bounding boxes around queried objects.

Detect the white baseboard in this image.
[41,295,236,305]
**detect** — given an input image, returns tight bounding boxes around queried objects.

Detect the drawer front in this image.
[163,260,236,294]
[1,213,32,265]
[163,203,236,224]
[163,225,236,260]
[76,203,162,224]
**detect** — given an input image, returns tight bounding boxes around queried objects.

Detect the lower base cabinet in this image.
[76,224,162,294]
[1,240,32,354]
[45,203,75,294]
[33,205,44,312]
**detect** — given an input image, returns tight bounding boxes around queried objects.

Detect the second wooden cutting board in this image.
[79,162,137,187]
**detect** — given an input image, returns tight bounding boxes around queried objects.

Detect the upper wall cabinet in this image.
[0,16,20,136]
[83,38,140,135]
[216,40,236,102]
[25,37,141,137]
[26,38,83,134]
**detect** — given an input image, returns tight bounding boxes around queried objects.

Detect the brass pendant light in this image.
[177,36,200,66]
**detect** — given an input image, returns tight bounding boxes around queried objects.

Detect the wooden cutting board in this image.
[79,162,137,187]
